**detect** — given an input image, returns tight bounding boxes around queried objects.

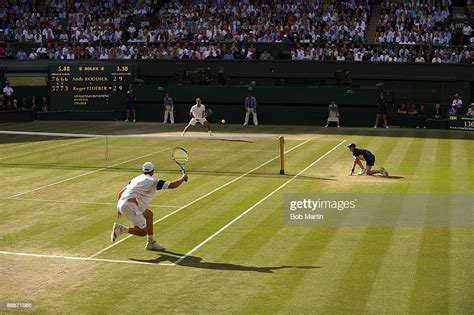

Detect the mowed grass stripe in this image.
[322,136,408,313]
[409,135,453,313]
[237,228,338,313]
[449,227,474,314]
[365,137,430,313]
[449,138,474,313]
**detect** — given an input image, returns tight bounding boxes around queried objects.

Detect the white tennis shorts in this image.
[189,117,207,126]
[117,199,146,229]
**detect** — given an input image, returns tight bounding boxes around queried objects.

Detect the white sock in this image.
[148,235,155,243]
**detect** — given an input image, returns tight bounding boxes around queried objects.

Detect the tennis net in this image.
[0,131,288,175]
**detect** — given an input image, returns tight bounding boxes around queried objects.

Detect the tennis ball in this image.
[221,119,226,124]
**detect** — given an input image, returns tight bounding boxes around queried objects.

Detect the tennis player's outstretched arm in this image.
[168,174,188,189]
[350,156,364,175]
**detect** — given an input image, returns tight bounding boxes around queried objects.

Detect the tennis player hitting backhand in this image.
[111,162,188,251]
[347,143,388,176]
[181,98,213,136]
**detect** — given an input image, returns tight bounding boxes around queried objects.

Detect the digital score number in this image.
[448,115,474,131]
[49,63,134,110]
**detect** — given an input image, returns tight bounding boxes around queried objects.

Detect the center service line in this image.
[173,140,346,266]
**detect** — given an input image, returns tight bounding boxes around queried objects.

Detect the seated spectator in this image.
[17,97,26,110]
[418,105,427,116]
[11,99,18,110]
[3,81,14,103]
[30,96,38,111]
[415,54,426,63]
[259,51,273,60]
[467,104,474,116]
[397,103,408,114]
[432,53,442,63]
[448,103,458,115]
[452,94,463,112]
[408,104,418,115]
[16,48,27,60]
[463,22,472,46]
[433,103,444,119]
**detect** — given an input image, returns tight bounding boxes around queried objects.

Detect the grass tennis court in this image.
[1,121,473,313]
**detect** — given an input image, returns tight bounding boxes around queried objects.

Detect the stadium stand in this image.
[0,0,472,62]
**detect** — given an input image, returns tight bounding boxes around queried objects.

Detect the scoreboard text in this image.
[49,64,134,110]
[448,115,474,131]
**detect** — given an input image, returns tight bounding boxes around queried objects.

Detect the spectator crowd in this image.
[0,0,472,62]
[375,0,453,45]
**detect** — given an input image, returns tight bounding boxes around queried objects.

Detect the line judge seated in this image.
[324,101,340,128]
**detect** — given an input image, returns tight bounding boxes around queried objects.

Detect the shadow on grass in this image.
[0,162,337,181]
[130,250,320,273]
[383,175,405,179]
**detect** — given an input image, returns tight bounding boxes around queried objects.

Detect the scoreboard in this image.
[49,63,134,110]
[448,115,474,131]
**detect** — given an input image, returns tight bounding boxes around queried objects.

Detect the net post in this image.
[279,136,285,175]
[105,135,109,168]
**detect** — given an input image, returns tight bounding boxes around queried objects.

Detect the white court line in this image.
[3,197,181,208]
[8,147,170,199]
[88,139,312,258]
[0,250,174,267]
[0,137,95,161]
[173,140,346,265]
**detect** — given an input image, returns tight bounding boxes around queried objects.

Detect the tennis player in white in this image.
[181,97,213,136]
[111,161,188,251]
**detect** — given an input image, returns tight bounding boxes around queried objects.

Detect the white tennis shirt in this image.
[190,104,205,118]
[120,174,170,211]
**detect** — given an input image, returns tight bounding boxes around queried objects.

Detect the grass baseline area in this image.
[0,121,472,314]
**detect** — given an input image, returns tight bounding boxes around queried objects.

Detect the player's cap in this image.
[142,162,154,173]
[347,143,356,148]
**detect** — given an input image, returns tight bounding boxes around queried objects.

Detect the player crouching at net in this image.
[347,143,388,176]
[111,162,188,251]
[181,98,213,136]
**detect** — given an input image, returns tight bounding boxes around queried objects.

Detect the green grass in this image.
[0,121,472,314]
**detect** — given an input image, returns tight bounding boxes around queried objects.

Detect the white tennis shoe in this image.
[381,167,389,176]
[111,223,125,243]
[145,241,165,251]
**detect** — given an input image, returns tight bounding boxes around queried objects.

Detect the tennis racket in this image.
[204,108,213,118]
[172,147,188,181]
